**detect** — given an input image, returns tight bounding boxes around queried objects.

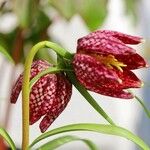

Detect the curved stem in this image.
[22,41,72,150]
[29,67,72,89]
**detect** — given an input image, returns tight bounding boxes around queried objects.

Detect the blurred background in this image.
[0,0,150,149]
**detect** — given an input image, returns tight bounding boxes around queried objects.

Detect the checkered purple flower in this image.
[73,30,147,99]
[11,60,72,132]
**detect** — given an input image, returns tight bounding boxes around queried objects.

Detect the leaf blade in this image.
[0,45,14,63]
[36,135,98,150]
[134,95,150,119]
[30,123,150,150]
[0,127,16,150]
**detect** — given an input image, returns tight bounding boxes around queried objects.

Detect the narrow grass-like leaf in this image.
[0,127,16,150]
[0,45,14,63]
[128,90,150,119]
[30,123,150,150]
[67,71,115,125]
[134,95,150,119]
[36,135,98,150]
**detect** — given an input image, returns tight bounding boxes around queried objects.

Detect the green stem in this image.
[22,41,72,150]
[67,71,115,125]
[30,67,72,88]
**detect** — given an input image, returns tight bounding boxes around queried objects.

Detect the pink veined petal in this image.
[39,114,55,133]
[90,85,134,99]
[77,32,136,55]
[115,69,143,88]
[97,30,143,44]
[77,74,134,99]
[99,69,142,91]
[30,112,41,125]
[10,60,51,104]
[10,75,23,103]
[10,59,72,132]
[29,74,57,125]
[39,74,72,132]
[116,53,148,70]
[72,54,120,89]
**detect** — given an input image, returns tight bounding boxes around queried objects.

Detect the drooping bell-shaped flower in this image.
[73,30,147,99]
[10,60,72,132]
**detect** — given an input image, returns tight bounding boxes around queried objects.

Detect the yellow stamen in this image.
[94,54,127,72]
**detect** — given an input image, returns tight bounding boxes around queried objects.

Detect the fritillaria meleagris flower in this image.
[73,30,147,99]
[10,60,72,132]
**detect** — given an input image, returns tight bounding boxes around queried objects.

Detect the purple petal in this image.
[10,60,51,103]
[98,30,143,44]
[100,69,142,91]
[39,74,72,132]
[90,86,134,99]
[10,75,23,103]
[116,53,148,70]
[29,74,57,125]
[72,54,120,88]
[77,31,136,55]
[39,114,55,133]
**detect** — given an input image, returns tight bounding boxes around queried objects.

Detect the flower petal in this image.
[116,69,143,88]
[39,74,72,132]
[29,74,57,125]
[10,60,51,103]
[101,69,142,90]
[10,75,23,103]
[10,59,72,132]
[99,30,143,44]
[78,76,134,99]
[72,54,120,88]
[90,86,134,99]
[116,53,147,70]
[39,114,55,133]
[30,112,41,125]
[77,31,136,55]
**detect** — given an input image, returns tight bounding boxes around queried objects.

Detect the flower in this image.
[10,60,72,132]
[73,30,147,99]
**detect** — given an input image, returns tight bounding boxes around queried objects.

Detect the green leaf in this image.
[36,135,98,150]
[78,0,108,31]
[49,0,108,30]
[49,0,76,20]
[0,45,14,63]
[134,95,150,119]
[13,0,38,28]
[30,123,150,150]
[128,90,150,119]
[0,29,18,55]
[0,127,16,150]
